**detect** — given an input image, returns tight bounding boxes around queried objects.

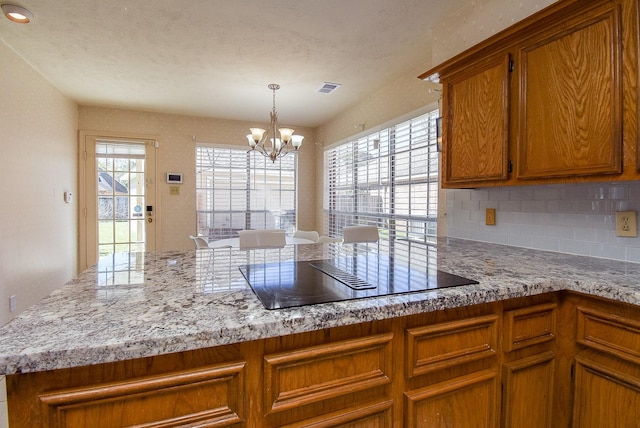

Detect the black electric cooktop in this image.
[239,255,479,310]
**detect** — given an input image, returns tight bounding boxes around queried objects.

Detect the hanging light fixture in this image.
[246,84,303,162]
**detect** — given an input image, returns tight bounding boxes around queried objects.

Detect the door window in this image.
[96,142,146,258]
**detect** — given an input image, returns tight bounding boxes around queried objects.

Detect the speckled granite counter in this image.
[1,238,640,376]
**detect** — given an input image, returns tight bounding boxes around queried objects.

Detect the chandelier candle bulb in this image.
[292,135,304,148]
[279,128,294,142]
[250,128,265,142]
[246,135,256,148]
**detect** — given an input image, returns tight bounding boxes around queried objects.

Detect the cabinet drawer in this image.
[38,362,245,428]
[503,303,557,352]
[406,314,498,378]
[577,306,640,365]
[263,333,393,414]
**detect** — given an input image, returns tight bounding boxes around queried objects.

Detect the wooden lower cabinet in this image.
[260,333,394,427]
[405,370,500,427]
[501,302,558,428]
[8,292,640,427]
[501,352,556,428]
[572,356,640,428]
[403,312,500,427]
[567,294,640,428]
[38,362,246,428]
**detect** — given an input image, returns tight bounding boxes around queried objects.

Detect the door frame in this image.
[78,130,160,271]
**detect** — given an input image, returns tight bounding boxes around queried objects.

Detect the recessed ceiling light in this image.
[1,4,33,24]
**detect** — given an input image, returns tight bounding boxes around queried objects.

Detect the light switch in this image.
[486,208,496,226]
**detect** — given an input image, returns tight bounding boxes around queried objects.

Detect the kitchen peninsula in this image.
[2,238,640,427]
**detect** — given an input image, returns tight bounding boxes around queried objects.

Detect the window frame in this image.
[195,144,298,240]
[323,108,439,244]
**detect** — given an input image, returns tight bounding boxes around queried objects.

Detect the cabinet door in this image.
[517,3,622,179]
[404,370,500,428]
[572,356,640,428]
[502,352,556,428]
[442,53,511,186]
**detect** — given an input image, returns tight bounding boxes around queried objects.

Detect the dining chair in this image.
[293,230,320,242]
[189,235,209,249]
[342,225,379,243]
[207,239,233,249]
[238,229,286,249]
[316,236,343,243]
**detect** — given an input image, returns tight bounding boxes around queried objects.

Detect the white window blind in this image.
[196,146,297,240]
[324,110,439,244]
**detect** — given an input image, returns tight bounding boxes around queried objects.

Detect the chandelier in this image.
[246,84,303,162]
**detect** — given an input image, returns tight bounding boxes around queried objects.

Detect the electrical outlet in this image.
[9,295,16,312]
[486,208,496,226]
[616,210,638,237]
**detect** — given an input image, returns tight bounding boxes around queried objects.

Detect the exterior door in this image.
[79,132,158,270]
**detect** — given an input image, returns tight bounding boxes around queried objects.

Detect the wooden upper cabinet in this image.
[442,53,511,186]
[516,3,623,179]
[421,0,638,188]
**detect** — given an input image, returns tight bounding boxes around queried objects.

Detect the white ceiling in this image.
[0,0,468,127]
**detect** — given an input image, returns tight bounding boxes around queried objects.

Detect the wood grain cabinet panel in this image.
[280,400,393,428]
[38,362,245,428]
[503,303,556,352]
[263,333,393,415]
[406,314,498,378]
[502,302,558,427]
[404,369,499,428]
[576,305,640,365]
[517,3,622,179]
[501,352,556,428]
[568,293,640,428]
[442,54,511,186]
[572,356,640,428]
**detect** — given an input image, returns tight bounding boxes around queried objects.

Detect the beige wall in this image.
[0,41,78,325]
[78,107,316,251]
[431,0,557,65]
[314,0,559,236]
[314,62,443,234]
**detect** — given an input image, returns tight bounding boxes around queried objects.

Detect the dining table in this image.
[207,236,316,248]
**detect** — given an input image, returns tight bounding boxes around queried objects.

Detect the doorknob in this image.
[147,217,153,223]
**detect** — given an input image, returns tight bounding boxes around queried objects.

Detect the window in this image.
[196,145,297,240]
[324,110,439,244]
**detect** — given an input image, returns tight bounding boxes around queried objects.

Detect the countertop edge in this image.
[3,277,632,376]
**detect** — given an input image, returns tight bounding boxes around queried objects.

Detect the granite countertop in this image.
[1,238,640,376]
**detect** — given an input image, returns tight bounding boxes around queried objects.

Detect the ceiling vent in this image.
[317,82,342,94]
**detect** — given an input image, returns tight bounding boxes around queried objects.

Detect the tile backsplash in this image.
[446,182,640,263]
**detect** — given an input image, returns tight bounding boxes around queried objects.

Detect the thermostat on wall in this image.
[166,172,183,184]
